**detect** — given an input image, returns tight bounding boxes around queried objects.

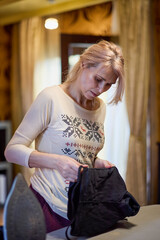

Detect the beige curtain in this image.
[11,17,44,132]
[11,17,45,184]
[118,0,150,205]
[11,17,61,184]
[19,18,44,115]
[149,0,160,204]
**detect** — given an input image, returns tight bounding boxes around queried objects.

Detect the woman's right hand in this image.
[29,151,88,182]
[56,155,88,182]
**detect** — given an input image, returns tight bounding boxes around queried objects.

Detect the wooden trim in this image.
[0,0,111,26]
[61,33,119,82]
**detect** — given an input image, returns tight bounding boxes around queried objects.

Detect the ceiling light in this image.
[45,18,58,30]
[47,0,55,3]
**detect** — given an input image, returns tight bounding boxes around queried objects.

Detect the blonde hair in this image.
[65,40,125,104]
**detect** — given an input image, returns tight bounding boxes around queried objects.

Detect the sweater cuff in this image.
[24,149,35,168]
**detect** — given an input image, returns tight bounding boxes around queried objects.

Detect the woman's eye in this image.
[96,78,102,83]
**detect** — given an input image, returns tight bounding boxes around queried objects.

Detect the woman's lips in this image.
[90,91,98,97]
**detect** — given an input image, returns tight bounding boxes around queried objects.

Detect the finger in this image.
[105,163,112,168]
[65,177,77,182]
[82,164,89,168]
[79,164,88,173]
[70,160,82,169]
[105,162,114,168]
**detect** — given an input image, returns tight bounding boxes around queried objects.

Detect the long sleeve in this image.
[5,88,52,167]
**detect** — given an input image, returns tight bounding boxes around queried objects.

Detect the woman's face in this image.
[79,63,117,100]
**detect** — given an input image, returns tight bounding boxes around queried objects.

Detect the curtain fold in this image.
[11,17,45,184]
[19,18,45,115]
[11,17,44,130]
[118,0,150,205]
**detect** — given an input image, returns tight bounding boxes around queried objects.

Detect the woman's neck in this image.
[60,82,100,111]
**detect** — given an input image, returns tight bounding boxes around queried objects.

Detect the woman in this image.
[5,40,125,233]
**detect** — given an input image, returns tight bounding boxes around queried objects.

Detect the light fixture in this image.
[45,18,58,30]
[48,0,55,2]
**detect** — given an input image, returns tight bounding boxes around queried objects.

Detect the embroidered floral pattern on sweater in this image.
[61,114,104,143]
[64,142,102,152]
[61,115,83,139]
[61,148,95,162]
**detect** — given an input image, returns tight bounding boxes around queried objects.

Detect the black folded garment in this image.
[66,166,140,239]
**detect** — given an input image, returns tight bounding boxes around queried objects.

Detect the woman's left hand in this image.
[94,157,114,168]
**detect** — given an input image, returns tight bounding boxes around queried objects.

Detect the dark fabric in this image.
[67,166,140,238]
[0,226,4,240]
[30,185,70,233]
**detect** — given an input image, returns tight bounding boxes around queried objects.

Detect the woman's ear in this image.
[81,61,87,69]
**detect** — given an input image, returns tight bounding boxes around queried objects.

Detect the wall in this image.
[0,26,11,121]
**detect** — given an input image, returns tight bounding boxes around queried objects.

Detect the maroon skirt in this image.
[30,185,70,233]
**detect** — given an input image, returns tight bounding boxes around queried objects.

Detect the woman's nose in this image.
[98,87,104,94]
[98,82,105,93]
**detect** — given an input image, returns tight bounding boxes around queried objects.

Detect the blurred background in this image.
[0,0,159,220]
